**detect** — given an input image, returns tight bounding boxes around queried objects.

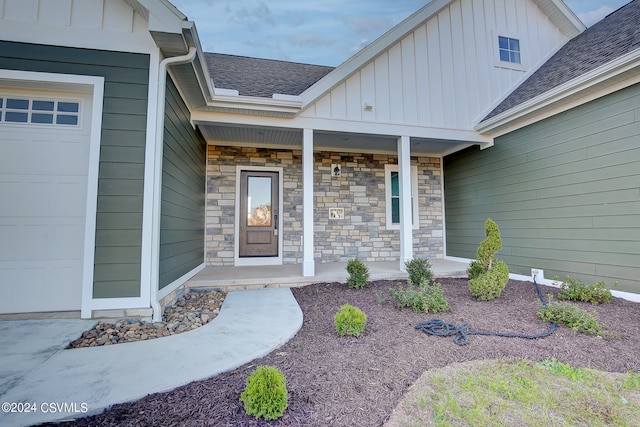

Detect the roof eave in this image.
[533,0,586,38]
[204,95,302,118]
[475,48,640,137]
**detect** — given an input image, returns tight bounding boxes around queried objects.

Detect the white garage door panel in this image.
[0,260,82,312]
[0,178,87,217]
[0,220,84,260]
[0,87,91,314]
[0,132,88,176]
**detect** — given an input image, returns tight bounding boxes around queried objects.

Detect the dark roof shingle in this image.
[205,53,334,98]
[483,0,640,122]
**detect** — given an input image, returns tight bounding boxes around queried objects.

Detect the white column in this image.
[302,129,315,276]
[398,135,413,271]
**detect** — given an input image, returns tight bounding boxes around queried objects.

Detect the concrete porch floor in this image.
[187,258,469,290]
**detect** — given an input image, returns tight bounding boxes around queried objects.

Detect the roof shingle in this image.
[483,0,640,122]
[205,53,334,98]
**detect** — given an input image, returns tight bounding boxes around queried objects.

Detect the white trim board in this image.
[157,263,206,301]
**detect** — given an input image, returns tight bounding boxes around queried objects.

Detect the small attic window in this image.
[498,36,521,64]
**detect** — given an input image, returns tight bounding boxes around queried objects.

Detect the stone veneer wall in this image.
[206,145,443,266]
[206,145,303,266]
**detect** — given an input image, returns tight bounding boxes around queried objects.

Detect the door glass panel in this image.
[247,176,272,227]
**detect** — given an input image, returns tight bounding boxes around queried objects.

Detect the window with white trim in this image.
[0,96,80,126]
[384,164,419,230]
[498,36,521,64]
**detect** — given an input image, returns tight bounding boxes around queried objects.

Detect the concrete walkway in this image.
[0,288,302,427]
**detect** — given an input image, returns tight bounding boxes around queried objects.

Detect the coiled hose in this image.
[415,277,557,346]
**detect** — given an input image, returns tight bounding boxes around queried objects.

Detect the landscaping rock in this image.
[67,289,226,349]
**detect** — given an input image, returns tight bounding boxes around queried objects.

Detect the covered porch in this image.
[185,259,468,291]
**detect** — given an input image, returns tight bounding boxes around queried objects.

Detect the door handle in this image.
[274,213,278,235]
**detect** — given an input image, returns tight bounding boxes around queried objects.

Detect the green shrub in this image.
[334,304,367,337]
[240,365,288,420]
[536,301,605,335]
[468,259,509,301]
[390,282,451,313]
[468,219,509,300]
[405,258,434,285]
[557,276,613,305]
[466,260,486,280]
[346,259,370,289]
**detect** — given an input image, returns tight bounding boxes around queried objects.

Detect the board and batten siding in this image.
[444,83,640,294]
[159,76,206,289]
[0,40,150,299]
[301,0,567,130]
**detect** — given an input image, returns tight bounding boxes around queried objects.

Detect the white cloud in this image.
[578,6,615,27]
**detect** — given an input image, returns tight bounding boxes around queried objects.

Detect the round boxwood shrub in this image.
[240,365,288,420]
[334,303,367,337]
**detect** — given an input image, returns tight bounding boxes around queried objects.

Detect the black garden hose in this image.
[415,277,557,346]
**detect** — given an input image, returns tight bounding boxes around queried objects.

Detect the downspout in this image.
[150,46,197,321]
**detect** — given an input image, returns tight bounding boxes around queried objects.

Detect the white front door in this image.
[0,86,92,313]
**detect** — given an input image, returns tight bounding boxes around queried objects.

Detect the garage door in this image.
[0,86,92,314]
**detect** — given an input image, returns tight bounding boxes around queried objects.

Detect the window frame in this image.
[384,164,419,230]
[492,30,526,72]
[0,94,82,128]
[498,36,521,64]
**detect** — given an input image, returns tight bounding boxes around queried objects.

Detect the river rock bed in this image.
[67,289,226,348]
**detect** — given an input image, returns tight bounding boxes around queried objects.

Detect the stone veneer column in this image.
[302,129,315,276]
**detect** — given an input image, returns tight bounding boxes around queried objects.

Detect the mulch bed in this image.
[53,278,640,427]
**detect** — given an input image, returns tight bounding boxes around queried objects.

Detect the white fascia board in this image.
[133,0,186,34]
[207,94,302,114]
[476,49,640,137]
[183,21,216,103]
[299,0,453,108]
[273,94,302,102]
[534,0,586,37]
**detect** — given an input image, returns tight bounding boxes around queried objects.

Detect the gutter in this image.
[150,46,198,322]
[476,48,640,137]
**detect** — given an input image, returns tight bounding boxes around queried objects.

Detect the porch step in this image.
[186,260,468,291]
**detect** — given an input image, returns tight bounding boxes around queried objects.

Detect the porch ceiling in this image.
[199,123,473,156]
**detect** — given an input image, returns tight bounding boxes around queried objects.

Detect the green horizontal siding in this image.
[445,83,640,294]
[159,76,206,289]
[0,41,149,299]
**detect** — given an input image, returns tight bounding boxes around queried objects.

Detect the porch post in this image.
[398,135,413,271]
[302,128,315,276]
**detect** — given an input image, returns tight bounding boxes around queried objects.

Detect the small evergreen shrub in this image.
[390,282,451,313]
[468,219,509,300]
[334,304,367,337]
[557,276,613,305]
[468,259,509,301]
[346,259,370,289]
[405,258,434,285]
[466,260,486,280]
[240,365,288,420]
[536,301,605,335]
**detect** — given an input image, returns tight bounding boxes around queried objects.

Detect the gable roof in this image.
[481,0,640,124]
[205,53,334,98]
[197,0,583,108]
[299,0,584,108]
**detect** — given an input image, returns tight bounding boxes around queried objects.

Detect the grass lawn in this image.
[386,358,640,427]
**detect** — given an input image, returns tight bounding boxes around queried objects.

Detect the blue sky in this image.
[170,0,632,66]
